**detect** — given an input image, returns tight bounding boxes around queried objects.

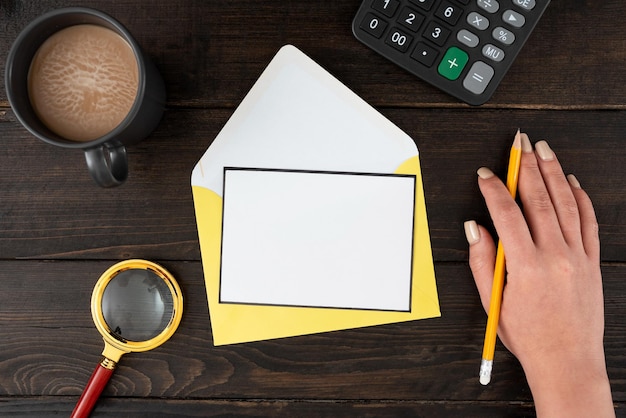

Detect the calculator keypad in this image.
[352,0,550,105]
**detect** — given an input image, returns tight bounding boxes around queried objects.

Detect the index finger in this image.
[477,167,534,260]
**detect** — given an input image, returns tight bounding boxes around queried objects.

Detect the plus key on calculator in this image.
[352,0,550,105]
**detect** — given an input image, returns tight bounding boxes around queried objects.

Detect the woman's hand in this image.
[465,134,614,417]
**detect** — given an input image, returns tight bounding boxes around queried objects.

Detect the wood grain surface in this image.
[1,1,624,416]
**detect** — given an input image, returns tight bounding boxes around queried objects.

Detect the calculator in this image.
[352,0,550,105]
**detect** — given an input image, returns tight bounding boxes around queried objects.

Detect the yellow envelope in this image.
[191,45,440,345]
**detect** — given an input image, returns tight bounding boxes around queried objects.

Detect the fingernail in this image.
[535,140,555,161]
[567,174,581,189]
[464,220,481,245]
[520,133,532,153]
[477,167,495,179]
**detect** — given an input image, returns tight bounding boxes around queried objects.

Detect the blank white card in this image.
[219,168,416,311]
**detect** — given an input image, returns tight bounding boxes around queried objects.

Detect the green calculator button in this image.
[438,47,469,80]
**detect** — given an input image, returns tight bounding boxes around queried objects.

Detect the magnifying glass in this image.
[71,259,183,418]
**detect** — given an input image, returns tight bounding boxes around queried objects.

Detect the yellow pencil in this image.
[479,129,522,385]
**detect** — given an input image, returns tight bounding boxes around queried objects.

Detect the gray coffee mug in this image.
[5,7,166,187]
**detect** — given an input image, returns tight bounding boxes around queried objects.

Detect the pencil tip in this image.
[513,129,522,149]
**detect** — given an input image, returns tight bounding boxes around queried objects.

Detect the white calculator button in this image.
[467,12,490,30]
[503,9,525,28]
[477,0,499,14]
[457,29,479,47]
[482,44,505,62]
[493,26,515,45]
[463,61,495,94]
[512,0,535,10]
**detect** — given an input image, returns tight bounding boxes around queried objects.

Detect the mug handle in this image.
[84,144,128,187]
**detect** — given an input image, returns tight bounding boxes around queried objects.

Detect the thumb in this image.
[464,220,496,313]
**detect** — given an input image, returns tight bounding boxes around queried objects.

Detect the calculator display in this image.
[352,0,550,105]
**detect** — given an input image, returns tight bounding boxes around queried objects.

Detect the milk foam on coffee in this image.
[28,24,139,142]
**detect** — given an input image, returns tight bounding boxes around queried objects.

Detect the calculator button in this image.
[398,7,425,32]
[512,0,535,10]
[360,13,388,38]
[409,0,435,11]
[457,29,479,47]
[493,26,515,45]
[386,28,413,52]
[467,12,490,30]
[482,44,505,61]
[502,9,525,28]
[477,0,500,14]
[373,0,400,17]
[411,42,439,67]
[456,0,470,4]
[438,47,469,80]
[463,61,495,94]
[423,21,451,46]
[435,2,463,25]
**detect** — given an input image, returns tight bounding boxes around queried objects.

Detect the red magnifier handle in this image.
[71,358,116,418]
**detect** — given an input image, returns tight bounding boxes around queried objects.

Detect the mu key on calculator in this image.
[352,0,550,105]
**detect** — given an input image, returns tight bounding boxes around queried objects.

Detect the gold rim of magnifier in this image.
[91,259,183,354]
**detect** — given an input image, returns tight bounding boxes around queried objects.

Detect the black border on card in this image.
[219,167,416,312]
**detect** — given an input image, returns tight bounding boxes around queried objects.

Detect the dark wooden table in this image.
[1,1,624,417]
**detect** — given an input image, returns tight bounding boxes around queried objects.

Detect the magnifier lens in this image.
[101,269,174,342]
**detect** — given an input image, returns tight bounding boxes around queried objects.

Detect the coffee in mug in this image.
[5,8,166,187]
[28,24,139,142]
